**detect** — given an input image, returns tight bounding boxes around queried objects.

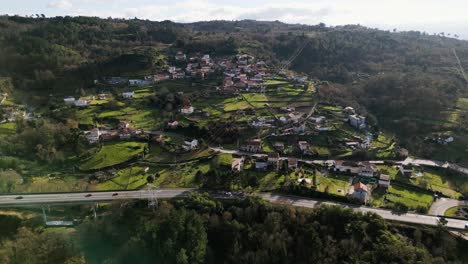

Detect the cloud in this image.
[237,6,331,24]
[47,0,73,10]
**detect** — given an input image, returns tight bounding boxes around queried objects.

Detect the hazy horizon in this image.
[1,0,468,39]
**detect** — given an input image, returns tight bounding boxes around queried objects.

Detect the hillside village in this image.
[1,50,467,214]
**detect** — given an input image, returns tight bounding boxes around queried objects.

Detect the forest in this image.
[0,194,466,264]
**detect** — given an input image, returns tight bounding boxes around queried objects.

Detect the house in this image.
[274,142,285,151]
[349,114,366,129]
[98,93,107,100]
[344,106,355,115]
[280,106,296,113]
[175,51,186,61]
[101,131,119,141]
[255,155,268,170]
[316,125,331,131]
[287,112,302,123]
[332,160,361,174]
[129,79,145,86]
[119,129,132,139]
[438,135,454,145]
[298,141,309,153]
[152,74,170,82]
[268,153,280,171]
[167,120,179,129]
[232,157,244,172]
[64,97,75,104]
[122,91,135,99]
[399,164,413,177]
[86,128,101,144]
[310,116,326,123]
[240,139,262,153]
[293,122,306,133]
[353,182,371,204]
[106,77,127,85]
[168,66,177,73]
[119,121,131,129]
[74,99,89,107]
[180,105,194,114]
[358,162,378,177]
[172,72,186,79]
[288,157,298,170]
[183,139,199,151]
[378,174,391,188]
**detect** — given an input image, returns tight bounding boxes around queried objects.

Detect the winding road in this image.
[430,198,468,216]
[1,189,468,231]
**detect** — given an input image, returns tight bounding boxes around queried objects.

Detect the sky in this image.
[1,0,468,39]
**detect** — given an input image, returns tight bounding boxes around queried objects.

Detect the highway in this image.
[1,189,467,231]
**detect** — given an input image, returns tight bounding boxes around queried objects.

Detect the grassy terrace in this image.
[80,141,146,171]
[97,166,148,190]
[384,185,434,209]
[0,122,16,138]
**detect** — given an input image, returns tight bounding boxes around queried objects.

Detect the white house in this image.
[316,125,331,131]
[86,128,101,144]
[183,139,198,151]
[344,106,355,115]
[378,174,391,188]
[399,164,413,177]
[180,105,194,114]
[298,141,309,153]
[74,99,89,107]
[349,114,366,129]
[175,52,186,61]
[129,79,145,86]
[122,91,135,99]
[358,162,378,177]
[168,66,177,74]
[293,123,306,133]
[310,116,326,123]
[333,160,361,174]
[64,97,76,104]
[231,158,244,172]
[438,135,454,145]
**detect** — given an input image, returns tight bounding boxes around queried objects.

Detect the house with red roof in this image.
[353,182,371,204]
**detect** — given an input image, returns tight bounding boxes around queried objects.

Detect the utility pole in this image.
[42,206,47,223]
[147,184,158,210]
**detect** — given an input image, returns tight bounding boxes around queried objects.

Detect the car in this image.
[85,194,92,197]
[15,196,23,200]
[112,192,119,196]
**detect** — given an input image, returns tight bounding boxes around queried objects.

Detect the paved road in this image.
[430,198,468,216]
[210,147,468,175]
[1,189,468,230]
[0,189,195,206]
[261,193,468,230]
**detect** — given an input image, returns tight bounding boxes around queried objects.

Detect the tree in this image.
[1,228,82,264]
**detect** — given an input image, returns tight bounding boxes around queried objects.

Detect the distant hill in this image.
[0,16,467,147]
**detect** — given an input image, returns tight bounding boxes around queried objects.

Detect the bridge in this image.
[1,189,467,232]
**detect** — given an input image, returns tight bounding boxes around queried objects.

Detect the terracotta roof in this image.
[354,182,369,192]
